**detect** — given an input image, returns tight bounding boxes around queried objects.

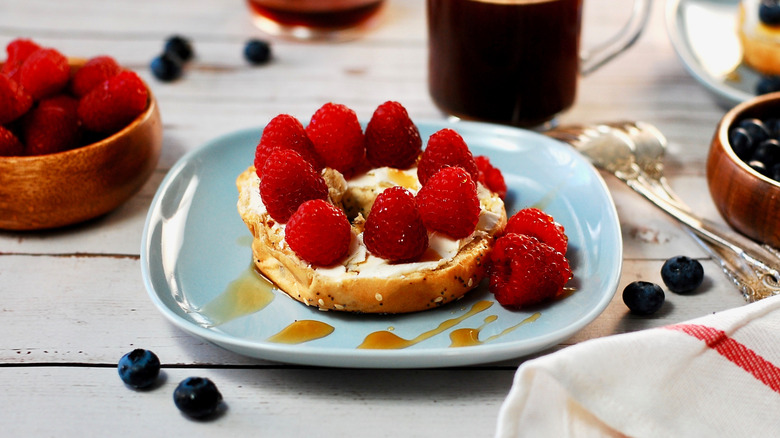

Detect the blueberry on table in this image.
[150,52,183,82]
[661,255,704,294]
[622,281,665,315]
[759,0,780,26]
[164,35,194,62]
[244,39,272,65]
[118,349,160,389]
[173,377,223,419]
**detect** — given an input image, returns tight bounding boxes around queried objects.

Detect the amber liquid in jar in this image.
[427,0,583,128]
[247,0,385,39]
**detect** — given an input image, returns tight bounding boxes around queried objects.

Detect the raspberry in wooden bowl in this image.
[707,91,780,248]
[0,46,162,230]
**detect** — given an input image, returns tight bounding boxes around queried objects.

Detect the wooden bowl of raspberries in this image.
[707,92,780,248]
[0,39,162,230]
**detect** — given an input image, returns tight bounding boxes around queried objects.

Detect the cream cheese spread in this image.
[247,166,504,279]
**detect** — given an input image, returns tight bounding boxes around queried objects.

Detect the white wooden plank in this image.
[0,366,515,437]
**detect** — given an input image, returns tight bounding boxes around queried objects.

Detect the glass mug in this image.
[246,0,386,41]
[427,0,652,128]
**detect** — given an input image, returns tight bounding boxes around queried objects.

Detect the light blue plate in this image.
[141,120,622,368]
[666,0,754,108]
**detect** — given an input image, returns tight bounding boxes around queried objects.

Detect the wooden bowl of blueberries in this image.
[0,39,162,230]
[707,92,780,248]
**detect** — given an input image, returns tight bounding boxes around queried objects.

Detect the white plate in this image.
[666,0,762,108]
[140,120,622,368]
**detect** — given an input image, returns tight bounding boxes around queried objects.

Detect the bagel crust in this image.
[236,165,507,314]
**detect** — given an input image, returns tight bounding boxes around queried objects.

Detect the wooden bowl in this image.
[0,61,162,230]
[707,92,780,248]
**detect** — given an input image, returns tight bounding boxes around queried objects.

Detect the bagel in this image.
[738,0,780,75]
[236,164,507,314]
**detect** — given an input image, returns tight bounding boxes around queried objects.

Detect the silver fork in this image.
[547,122,780,302]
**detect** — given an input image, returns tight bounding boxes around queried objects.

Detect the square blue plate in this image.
[141,120,622,368]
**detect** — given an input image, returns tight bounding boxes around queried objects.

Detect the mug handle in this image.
[580,0,652,76]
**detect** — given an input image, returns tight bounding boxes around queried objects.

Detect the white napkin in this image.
[495,295,780,438]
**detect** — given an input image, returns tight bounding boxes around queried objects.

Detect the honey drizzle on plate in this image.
[198,265,275,327]
[267,320,335,344]
[357,300,494,349]
[200,264,547,348]
[449,312,541,347]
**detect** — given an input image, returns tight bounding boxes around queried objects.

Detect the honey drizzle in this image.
[200,261,549,348]
[357,300,494,349]
[198,265,275,327]
[267,320,335,344]
[387,168,419,191]
[449,312,541,347]
[449,315,497,347]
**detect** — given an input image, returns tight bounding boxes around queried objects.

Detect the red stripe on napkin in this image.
[665,323,780,394]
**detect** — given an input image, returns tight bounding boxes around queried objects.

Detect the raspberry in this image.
[77,70,148,134]
[364,186,428,262]
[305,102,366,176]
[1,38,41,81]
[0,74,33,125]
[254,114,324,174]
[286,199,352,266]
[23,95,81,156]
[70,55,122,97]
[18,47,70,100]
[504,207,568,255]
[260,148,329,223]
[416,166,480,239]
[0,125,24,156]
[475,155,507,199]
[365,101,422,168]
[417,129,479,186]
[488,233,572,308]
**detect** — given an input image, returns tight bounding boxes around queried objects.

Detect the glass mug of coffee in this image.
[247,0,386,41]
[427,0,651,128]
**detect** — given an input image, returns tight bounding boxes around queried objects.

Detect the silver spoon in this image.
[547,122,780,302]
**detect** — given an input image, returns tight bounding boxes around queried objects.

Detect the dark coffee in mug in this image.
[427,0,583,128]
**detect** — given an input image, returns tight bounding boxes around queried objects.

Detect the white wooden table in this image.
[0,0,753,436]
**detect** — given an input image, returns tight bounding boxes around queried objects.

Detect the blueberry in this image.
[661,256,704,294]
[150,52,183,82]
[757,75,780,95]
[737,118,770,145]
[759,0,780,26]
[770,162,780,181]
[173,377,223,418]
[118,349,160,389]
[728,127,755,161]
[749,159,770,177]
[622,281,665,315]
[752,138,780,167]
[244,39,272,65]
[765,117,780,137]
[164,35,194,62]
